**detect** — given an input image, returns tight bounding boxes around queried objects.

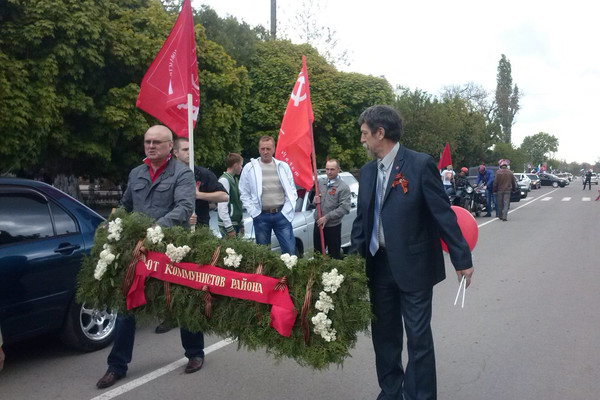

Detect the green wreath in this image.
[76,208,372,369]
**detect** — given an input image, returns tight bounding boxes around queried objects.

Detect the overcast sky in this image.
[193,0,599,165]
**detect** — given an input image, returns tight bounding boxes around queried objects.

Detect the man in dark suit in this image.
[351,105,474,400]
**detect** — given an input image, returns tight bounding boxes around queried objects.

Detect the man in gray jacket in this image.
[313,159,351,259]
[96,125,204,390]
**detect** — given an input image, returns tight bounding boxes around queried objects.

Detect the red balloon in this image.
[440,206,478,252]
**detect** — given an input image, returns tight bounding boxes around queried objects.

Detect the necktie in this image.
[369,162,386,256]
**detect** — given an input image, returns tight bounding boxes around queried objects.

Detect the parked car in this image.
[513,173,531,198]
[0,178,117,350]
[538,173,567,188]
[210,171,359,257]
[590,173,598,185]
[556,172,573,182]
[527,174,541,189]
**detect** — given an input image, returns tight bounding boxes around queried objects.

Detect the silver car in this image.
[513,173,531,198]
[209,172,358,257]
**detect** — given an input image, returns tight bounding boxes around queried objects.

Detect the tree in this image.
[241,40,393,170]
[0,0,249,183]
[494,54,520,143]
[394,88,489,169]
[195,5,269,67]
[520,132,559,166]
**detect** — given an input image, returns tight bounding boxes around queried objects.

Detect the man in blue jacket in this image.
[476,164,496,217]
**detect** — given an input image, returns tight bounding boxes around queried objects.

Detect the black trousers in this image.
[367,249,436,400]
[313,223,342,259]
[583,179,591,190]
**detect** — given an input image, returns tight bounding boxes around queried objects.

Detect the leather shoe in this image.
[185,357,204,374]
[155,321,174,334]
[96,371,124,389]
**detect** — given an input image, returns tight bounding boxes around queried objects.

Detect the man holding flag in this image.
[96,0,205,389]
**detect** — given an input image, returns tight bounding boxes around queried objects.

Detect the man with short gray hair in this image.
[313,159,351,259]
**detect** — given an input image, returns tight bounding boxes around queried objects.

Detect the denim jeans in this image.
[107,315,204,375]
[253,211,295,255]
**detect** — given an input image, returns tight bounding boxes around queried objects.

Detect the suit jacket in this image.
[350,145,472,292]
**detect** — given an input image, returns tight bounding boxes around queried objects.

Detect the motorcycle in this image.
[467,183,487,216]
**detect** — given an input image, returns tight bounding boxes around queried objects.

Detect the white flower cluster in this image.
[106,217,122,242]
[312,268,345,341]
[146,226,164,244]
[315,291,335,314]
[322,268,345,293]
[311,312,337,342]
[165,243,191,263]
[280,253,298,270]
[223,248,243,268]
[94,244,116,280]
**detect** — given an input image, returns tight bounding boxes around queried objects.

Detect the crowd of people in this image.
[441,159,519,221]
[0,105,475,399]
[95,126,355,389]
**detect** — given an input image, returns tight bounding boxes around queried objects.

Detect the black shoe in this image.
[185,357,204,374]
[483,214,491,217]
[155,321,174,334]
[96,371,125,389]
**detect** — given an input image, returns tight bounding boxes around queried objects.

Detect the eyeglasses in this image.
[144,139,172,146]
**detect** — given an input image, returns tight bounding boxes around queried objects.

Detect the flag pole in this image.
[187,93,196,231]
[310,125,326,258]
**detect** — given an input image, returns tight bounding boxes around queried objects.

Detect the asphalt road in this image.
[1,182,599,400]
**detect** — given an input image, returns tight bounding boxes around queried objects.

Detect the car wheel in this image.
[521,191,527,199]
[552,182,558,188]
[59,300,117,352]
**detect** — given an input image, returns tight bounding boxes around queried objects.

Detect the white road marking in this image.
[541,197,552,201]
[582,197,592,201]
[89,338,236,400]
[561,197,571,201]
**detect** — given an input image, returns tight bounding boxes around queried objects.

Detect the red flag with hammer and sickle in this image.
[275,55,314,191]
[136,0,199,138]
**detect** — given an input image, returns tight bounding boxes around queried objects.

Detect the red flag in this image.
[437,141,452,170]
[275,55,314,191]
[136,0,199,138]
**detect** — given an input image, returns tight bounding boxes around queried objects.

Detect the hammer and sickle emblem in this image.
[290,75,306,107]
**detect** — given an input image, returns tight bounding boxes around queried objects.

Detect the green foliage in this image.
[394,88,490,169]
[0,0,248,182]
[494,54,520,143]
[77,209,372,369]
[196,5,269,67]
[241,40,393,170]
[519,132,559,165]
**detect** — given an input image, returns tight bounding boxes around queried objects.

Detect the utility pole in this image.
[270,0,276,39]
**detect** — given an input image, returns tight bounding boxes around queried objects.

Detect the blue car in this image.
[0,178,117,351]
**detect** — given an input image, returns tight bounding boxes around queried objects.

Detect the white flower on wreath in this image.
[95,243,116,280]
[106,217,122,242]
[166,243,191,263]
[322,268,345,293]
[223,247,243,268]
[311,312,337,342]
[146,226,164,244]
[315,291,335,314]
[280,253,298,270]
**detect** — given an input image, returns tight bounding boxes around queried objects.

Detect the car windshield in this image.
[527,175,537,180]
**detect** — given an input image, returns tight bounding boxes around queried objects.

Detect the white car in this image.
[209,172,358,257]
[513,173,531,198]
